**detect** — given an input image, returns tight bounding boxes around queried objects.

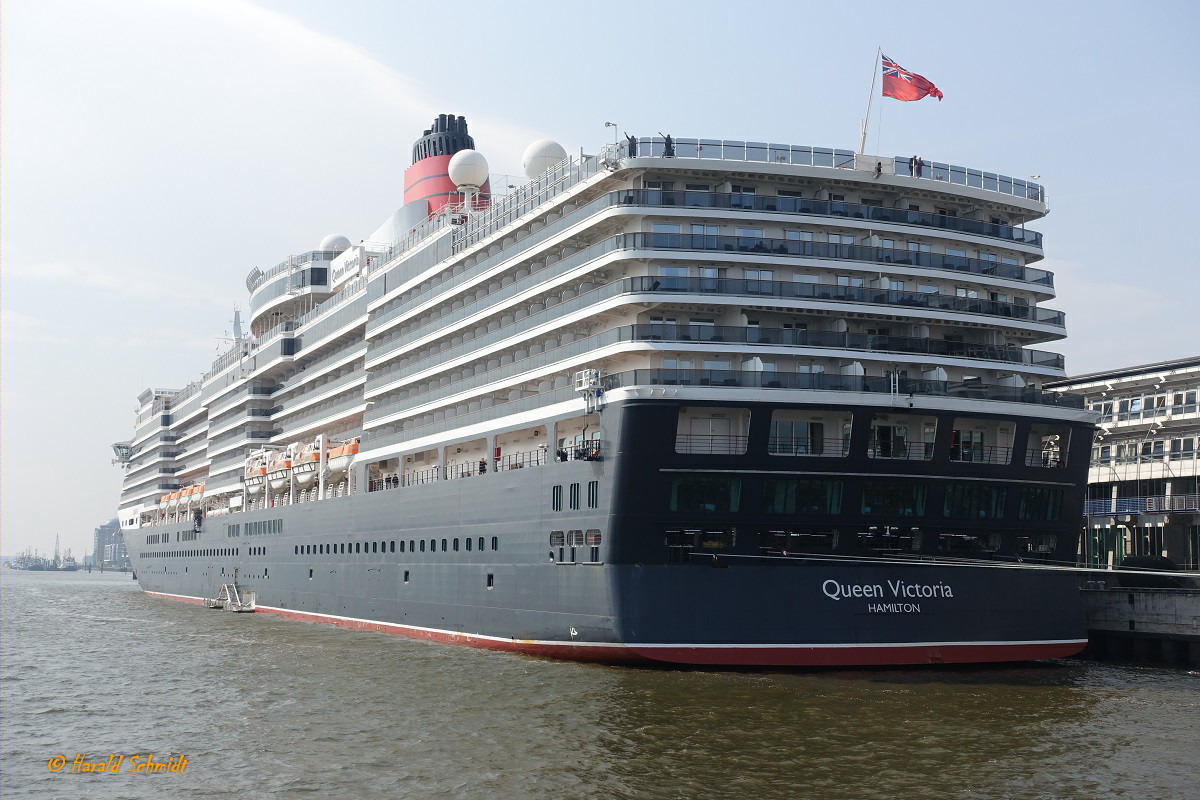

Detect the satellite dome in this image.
[448,149,490,189]
[522,139,568,179]
[319,234,351,254]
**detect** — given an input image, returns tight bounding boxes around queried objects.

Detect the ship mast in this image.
[857,46,882,156]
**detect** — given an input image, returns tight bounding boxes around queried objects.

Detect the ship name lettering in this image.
[821,580,884,600]
[868,603,921,613]
[886,579,953,599]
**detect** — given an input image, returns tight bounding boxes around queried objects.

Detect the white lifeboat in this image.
[325,437,360,475]
[245,458,267,496]
[268,455,292,492]
[167,490,181,510]
[159,493,171,512]
[293,443,322,487]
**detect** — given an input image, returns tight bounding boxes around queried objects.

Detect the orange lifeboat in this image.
[268,454,292,492]
[326,437,360,475]
[293,443,322,487]
[245,458,268,496]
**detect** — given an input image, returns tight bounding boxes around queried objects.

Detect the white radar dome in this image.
[522,139,568,179]
[448,149,490,189]
[319,234,351,254]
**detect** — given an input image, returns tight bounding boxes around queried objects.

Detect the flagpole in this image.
[857,46,881,156]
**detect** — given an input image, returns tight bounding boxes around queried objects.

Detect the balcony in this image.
[628,232,1052,286]
[1084,494,1200,516]
[618,189,1043,247]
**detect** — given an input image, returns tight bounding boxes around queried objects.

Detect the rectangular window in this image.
[669,477,742,513]
[861,481,927,517]
[552,485,563,511]
[760,479,843,514]
[786,230,814,241]
[769,418,828,455]
[837,275,865,287]
[918,283,938,293]
[587,480,599,509]
[943,483,1007,520]
[1019,487,1063,521]
[569,483,581,510]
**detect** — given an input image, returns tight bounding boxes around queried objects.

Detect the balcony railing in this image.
[767,437,851,457]
[675,434,749,455]
[617,189,1043,247]
[627,232,1052,286]
[605,369,1085,408]
[620,137,1047,203]
[634,275,1064,325]
[949,445,1014,465]
[1025,451,1068,468]
[867,442,935,461]
[1083,494,1200,516]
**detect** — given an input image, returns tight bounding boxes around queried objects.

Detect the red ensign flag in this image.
[881,54,943,102]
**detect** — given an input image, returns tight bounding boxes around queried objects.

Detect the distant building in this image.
[93,517,130,569]
[1048,357,1200,569]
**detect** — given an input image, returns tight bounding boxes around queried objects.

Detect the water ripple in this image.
[3,571,1199,799]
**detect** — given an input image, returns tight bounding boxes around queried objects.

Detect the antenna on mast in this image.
[857,46,882,156]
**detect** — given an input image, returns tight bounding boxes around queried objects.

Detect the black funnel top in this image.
[412,114,475,163]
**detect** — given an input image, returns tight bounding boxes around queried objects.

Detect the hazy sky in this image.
[4,0,1198,558]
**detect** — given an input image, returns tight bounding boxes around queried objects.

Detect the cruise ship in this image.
[112,115,1097,666]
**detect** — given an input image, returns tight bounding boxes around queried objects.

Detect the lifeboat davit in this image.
[268,456,292,492]
[293,444,321,487]
[326,437,360,475]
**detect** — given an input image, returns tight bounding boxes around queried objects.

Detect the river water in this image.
[3,570,1198,799]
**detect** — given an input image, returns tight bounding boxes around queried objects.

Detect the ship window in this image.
[943,483,1007,519]
[478,537,485,551]
[390,541,395,553]
[491,536,499,551]
[453,538,460,551]
[372,542,378,553]
[487,573,494,589]
[670,477,742,513]
[309,569,313,579]
[761,479,843,515]
[404,570,409,583]
[550,530,566,547]
[861,481,927,517]
[420,540,426,552]
[355,543,361,554]
[552,485,563,511]
[442,539,448,552]
[570,483,581,510]
[1019,487,1063,521]
[409,540,415,552]
[587,481,599,508]
[340,543,346,554]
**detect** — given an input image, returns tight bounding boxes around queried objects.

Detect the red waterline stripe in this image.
[142,591,1086,666]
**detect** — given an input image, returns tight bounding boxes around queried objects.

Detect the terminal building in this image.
[1048,357,1200,570]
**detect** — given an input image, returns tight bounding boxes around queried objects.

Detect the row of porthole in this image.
[294,537,500,557]
[143,548,239,558]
